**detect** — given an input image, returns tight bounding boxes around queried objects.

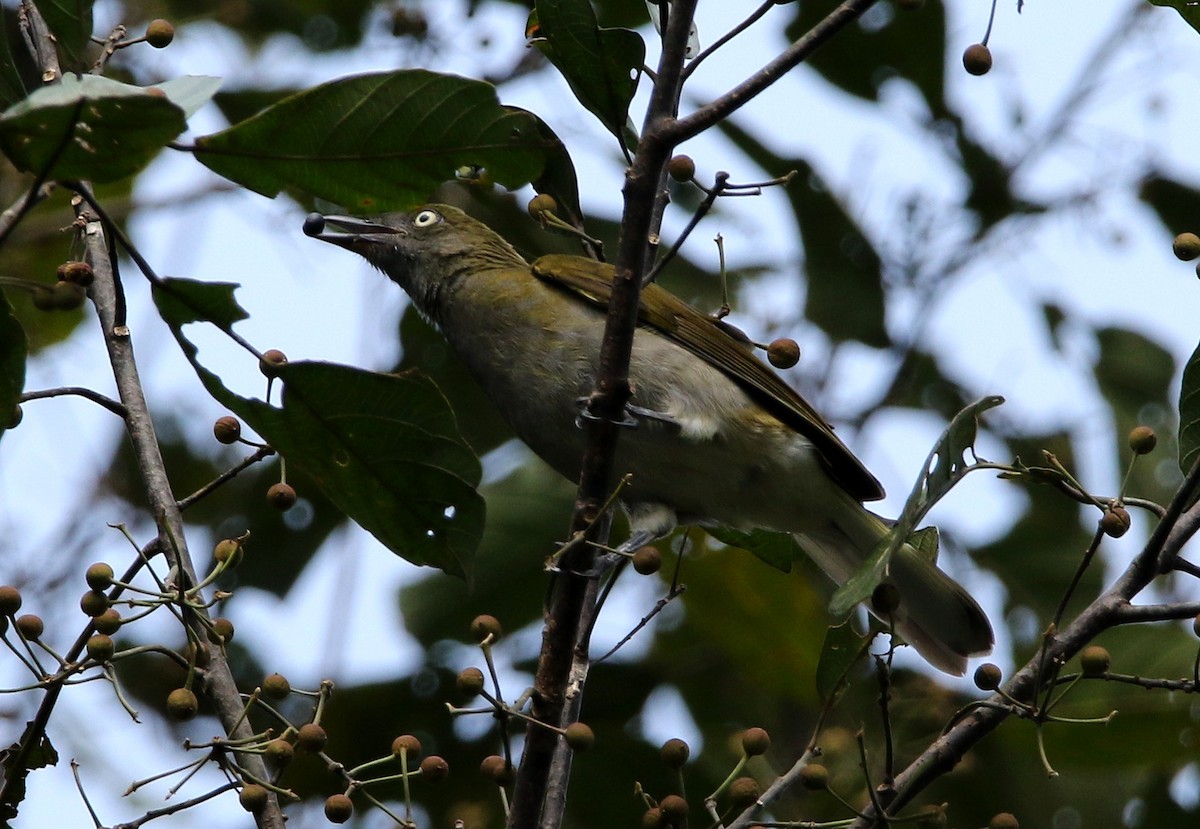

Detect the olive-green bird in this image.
[307,204,993,674]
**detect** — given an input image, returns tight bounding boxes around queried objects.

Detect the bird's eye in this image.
[413,209,441,227]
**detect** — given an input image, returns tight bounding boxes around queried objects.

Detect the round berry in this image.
[1099,506,1131,538]
[86,634,114,662]
[93,608,122,635]
[4,405,21,429]
[85,562,114,591]
[1079,645,1111,677]
[265,738,294,766]
[79,590,108,617]
[799,763,829,790]
[0,585,23,616]
[470,614,502,642]
[145,19,175,48]
[1173,232,1200,261]
[962,43,993,76]
[660,737,690,769]
[666,155,696,182]
[259,349,288,377]
[642,807,664,828]
[1128,426,1157,455]
[166,687,198,721]
[659,795,688,822]
[213,538,242,566]
[209,617,235,643]
[391,734,422,759]
[456,667,485,697]
[302,213,326,237]
[324,793,353,823]
[871,582,901,615]
[266,482,297,511]
[213,416,241,444]
[974,662,1002,691]
[15,614,41,640]
[741,726,771,756]
[632,546,662,575]
[563,722,594,751]
[239,783,269,813]
[51,281,85,310]
[60,261,94,286]
[480,754,513,786]
[767,338,800,369]
[729,776,761,807]
[989,813,1019,829]
[527,194,558,220]
[262,672,291,700]
[419,755,449,782]
[296,723,328,752]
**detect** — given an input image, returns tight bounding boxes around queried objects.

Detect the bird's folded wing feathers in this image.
[531,254,884,502]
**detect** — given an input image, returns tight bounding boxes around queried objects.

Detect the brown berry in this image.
[265,738,294,766]
[480,754,513,786]
[145,19,175,48]
[266,482,297,511]
[259,349,288,377]
[1174,232,1200,261]
[1099,506,1131,538]
[456,666,485,696]
[239,783,269,813]
[660,737,690,769]
[80,590,108,617]
[0,585,23,616]
[632,546,662,575]
[1128,426,1158,455]
[93,608,122,635]
[973,662,1002,691]
[296,722,328,752]
[419,755,449,782]
[527,193,558,220]
[85,562,114,591]
[213,538,242,566]
[1080,645,1111,677]
[4,405,21,429]
[470,614,502,642]
[659,794,688,823]
[391,734,422,759]
[60,261,94,286]
[262,672,291,700]
[642,807,664,828]
[324,793,353,823]
[729,776,761,807]
[741,726,771,756]
[213,416,241,444]
[86,634,114,662]
[207,617,234,644]
[963,43,992,76]
[989,813,1020,829]
[15,614,42,643]
[767,337,800,369]
[799,763,829,790]
[166,687,198,720]
[563,722,594,751]
[667,154,696,182]
[871,582,901,615]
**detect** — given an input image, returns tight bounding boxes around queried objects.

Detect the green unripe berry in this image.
[563,722,594,751]
[962,43,992,76]
[456,667,485,697]
[80,590,108,617]
[0,585,23,616]
[470,613,502,642]
[632,546,662,575]
[1173,232,1200,261]
[239,783,269,813]
[86,634,115,662]
[974,662,1003,691]
[1128,426,1157,455]
[296,723,328,752]
[660,737,690,769]
[85,562,114,591]
[145,19,175,48]
[1080,645,1111,676]
[767,337,801,369]
[324,793,353,823]
[799,763,829,790]
[740,726,771,756]
[166,687,198,721]
[419,755,449,782]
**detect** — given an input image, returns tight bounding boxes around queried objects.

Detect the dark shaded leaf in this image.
[829,536,890,617]
[528,110,585,228]
[193,71,553,212]
[815,619,868,704]
[0,7,27,109]
[1137,172,1200,236]
[706,526,801,573]
[151,277,484,579]
[0,293,26,441]
[36,0,93,69]
[0,726,57,822]
[0,75,218,183]
[1178,341,1200,474]
[532,0,644,145]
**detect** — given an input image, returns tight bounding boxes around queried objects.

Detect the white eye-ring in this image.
[413,209,441,227]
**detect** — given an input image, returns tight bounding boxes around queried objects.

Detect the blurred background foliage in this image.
[2,2,1200,828]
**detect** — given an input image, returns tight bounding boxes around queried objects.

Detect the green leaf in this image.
[1148,0,1200,35]
[529,111,585,228]
[909,525,939,564]
[1179,341,1200,474]
[815,620,867,704]
[150,277,485,579]
[705,526,802,573]
[0,75,217,183]
[532,0,644,145]
[828,536,890,617]
[0,293,27,441]
[36,0,93,68]
[193,70,553,212]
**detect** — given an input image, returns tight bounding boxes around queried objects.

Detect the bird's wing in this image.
[531,254,885,501]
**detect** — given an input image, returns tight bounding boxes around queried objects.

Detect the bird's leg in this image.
[573,396,682,431]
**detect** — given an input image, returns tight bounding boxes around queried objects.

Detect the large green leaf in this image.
[0,292,26,441]
[193,70,554,212]
[0,75,219,183]
[36,0,93,69]
[532,0,644,146]
[1179,341,1200,474]
[151,277,484,579]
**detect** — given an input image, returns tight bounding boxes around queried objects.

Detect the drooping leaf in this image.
[528,110,585,229]
[815,619,868,704]
[36,0,93,69]
[705,526,801,573]
[151,277,485,579]
[0,725,57,822]
[532,0,644,146]
[193,71,554,212]
[1179,341,1200,474]
[0,75,218,183]
[1148,0,1200,35]
[0,293,27,441]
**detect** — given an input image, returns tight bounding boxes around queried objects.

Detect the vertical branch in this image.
[77,202,285,829]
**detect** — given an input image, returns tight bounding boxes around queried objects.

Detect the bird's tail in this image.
[795,496,993,676]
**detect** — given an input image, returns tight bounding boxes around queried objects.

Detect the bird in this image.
[305,203,993,674]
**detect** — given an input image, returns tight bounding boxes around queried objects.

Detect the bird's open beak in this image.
[302,213,404,251]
